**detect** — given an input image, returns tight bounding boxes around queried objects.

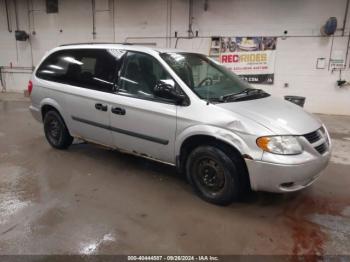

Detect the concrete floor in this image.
[0,93,349,255]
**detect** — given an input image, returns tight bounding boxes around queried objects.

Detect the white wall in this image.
[0,0,349,115]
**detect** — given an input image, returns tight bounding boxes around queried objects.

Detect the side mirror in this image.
[154,80,186,104]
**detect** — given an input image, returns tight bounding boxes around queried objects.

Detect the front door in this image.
[109,51,178,164]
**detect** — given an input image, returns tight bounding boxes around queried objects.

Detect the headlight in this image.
[256,136,303,155]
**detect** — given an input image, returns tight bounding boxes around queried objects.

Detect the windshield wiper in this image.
[207,97,222,103]
[219,88,265,102]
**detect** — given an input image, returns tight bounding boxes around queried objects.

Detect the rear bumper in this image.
[245,151,331,193]
[29,105,42,123]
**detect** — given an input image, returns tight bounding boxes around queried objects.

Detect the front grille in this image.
[315,143,327,155]
[303,130,322,144]
[303,128,329,155]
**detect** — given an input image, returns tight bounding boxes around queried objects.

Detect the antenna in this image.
[206,82,210,105]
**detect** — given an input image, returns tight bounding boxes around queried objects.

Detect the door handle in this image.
[111,107,126,115]
[95,103,108,111]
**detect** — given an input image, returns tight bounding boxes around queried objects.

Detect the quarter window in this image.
[36,49,125,93]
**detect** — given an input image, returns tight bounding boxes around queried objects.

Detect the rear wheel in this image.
[44,110,73,149]
[186,145,243,205]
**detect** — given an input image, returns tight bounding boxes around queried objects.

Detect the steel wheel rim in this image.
[194,156,226,194]
[47,118,61,144]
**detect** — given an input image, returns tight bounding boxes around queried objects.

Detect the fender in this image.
[40,98,64,116]
[39,98,72,126]
[175,124,253,158]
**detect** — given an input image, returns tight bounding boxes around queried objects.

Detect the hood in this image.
[216,96,322,135]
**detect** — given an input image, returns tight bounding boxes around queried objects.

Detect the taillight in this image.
[27,80,33,95]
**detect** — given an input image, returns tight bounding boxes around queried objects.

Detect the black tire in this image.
[186,145,243,205]
[43,110,73,149]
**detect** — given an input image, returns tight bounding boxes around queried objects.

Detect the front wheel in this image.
[44,110,73,149]
[186,146,242,205]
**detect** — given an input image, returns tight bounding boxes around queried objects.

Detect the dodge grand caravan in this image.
[29,44,331,205]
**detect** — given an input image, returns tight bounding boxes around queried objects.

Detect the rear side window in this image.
[36,48,125,93]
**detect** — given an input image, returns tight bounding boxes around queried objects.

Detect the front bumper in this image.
[245,127,332,193]
[245,150,330,192]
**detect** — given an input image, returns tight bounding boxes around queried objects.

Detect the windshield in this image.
[160,52,260,102]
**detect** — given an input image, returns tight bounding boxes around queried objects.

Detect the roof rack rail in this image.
[59,42,133,47]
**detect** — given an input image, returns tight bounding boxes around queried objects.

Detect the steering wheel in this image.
[196,77,213,88]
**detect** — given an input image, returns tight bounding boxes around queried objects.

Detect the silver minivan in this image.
[29,44,331,205]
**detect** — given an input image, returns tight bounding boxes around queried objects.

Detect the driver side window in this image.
[117,52,175,102]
